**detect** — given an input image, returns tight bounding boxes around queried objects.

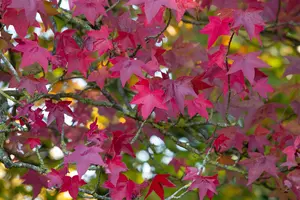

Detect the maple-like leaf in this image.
[60,175,86,199]
[106,155,128,186]
[25,138,41,149]
[18,76,48,96]
[252,78,274,98]
[21,170,48,198]
[200,16,233,48]
[191,74,213,94]
[45,100,74,132]
[103,174,148,200]
[162,76,197,113]
[281,136,300,169]
[1,8,39,38]
[175,0,199,21]
[85,25,113,55]
[127,0,178,23]
[8,0,44,24]
[131,81,167,119]
[240,152,278,185]
[283,56,300,76]
[213,134,230,152]
[248,125,270,154]
[73,0,106,25]
[227,52,269,84]
[85,118,108,145]
[64,144,105,177]
[66,49,95,75]
[189,174,219,200]
[87,67,110,89]
[145,174,176,200]
[232,9,265,43]
[185,93,213,119]
[208,45,227,69]
[110,57,144,86]
[14,39,51,71]
[47,165,69,188]
[109,130,135,157]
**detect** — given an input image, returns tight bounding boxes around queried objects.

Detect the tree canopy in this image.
[0,0,300,200]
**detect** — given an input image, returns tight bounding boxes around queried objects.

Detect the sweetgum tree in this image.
[0,0,299,199]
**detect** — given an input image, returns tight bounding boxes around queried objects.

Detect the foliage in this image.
[0,0,299,200]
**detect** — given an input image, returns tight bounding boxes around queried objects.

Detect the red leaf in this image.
[162,76,197,113]
[240,152,278,185]
[64,144,105,177]
[73,0,107,25]
[109,130,135,157]
[189,174,219,200]
[103,173,148,200]
[85,25,113,55]
[60,175,86,199]
[127,0,178,23]
[227,51,269,84]
[1,8,39,38]
[14,39,51,71]
[18,75,48,96]
[281,136,300,169]
[110,57,144,87]
[185,93,213,119]
[47,165,69,188]
[232,9,265,43]
[21,170,48,198]
[145,174,176,200]
[87,67,110,89]
[200,16,233,49]
[106,155,128,186]
[25,138,41,149]
[45,100,74,132]
[252,77,274,98]
[131,80,167,119]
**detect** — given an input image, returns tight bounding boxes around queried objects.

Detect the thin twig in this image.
[131,120,147,144]
[0,89,20,104]
[166,183,192,200]
[0,52,20,82]
[35,148,45,169]
[225,32,235,123]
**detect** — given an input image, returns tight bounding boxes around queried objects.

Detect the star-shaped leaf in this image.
[240,152,278,185]
[14,39,51,71]
[60,175,86,199]
[21,170,48,198]
[73,0,107,25]
[64,144,105,177]
[227,52,269,84]
[131,80,167,119]
[185,93,213,119]
[200,16,233,48]
[45,100,74,132]
[145,174,176,200]
[127,0,178,23]
[110,57,144,87]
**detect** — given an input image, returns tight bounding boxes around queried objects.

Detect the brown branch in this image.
[225,32,235,123]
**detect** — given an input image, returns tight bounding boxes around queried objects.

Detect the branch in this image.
[166,183,192,200]
[0,52,20,82]
[0,147,47,173]
[130,120,147,144]
[57,8,92,30]
[225,32,235,123]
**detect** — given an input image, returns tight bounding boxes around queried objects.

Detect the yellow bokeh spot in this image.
[119,117,126,124]
[167,25,177,36]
